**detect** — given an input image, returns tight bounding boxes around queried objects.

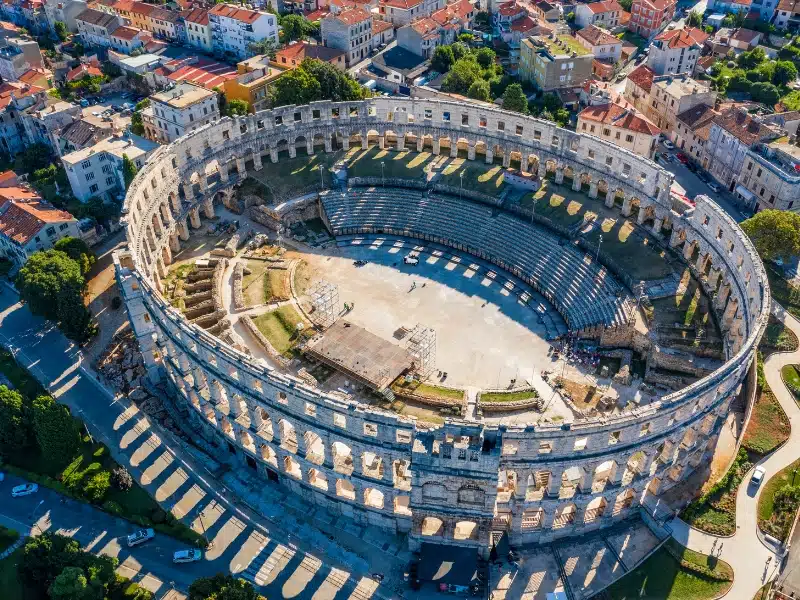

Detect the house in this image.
[20,98,80,150]
[648,26,707,75]
[372,18,394,49]
[708,0,752,14]
[576,24,622,80]
[208,3,278,60]
[574,0,623,28]
[494,1,527,26]
[0,81,46,155]
[56,117,116,155]
[763,110,800,136]
[578,100,660,157]
[75,7,121,47]
[532,0,559,21]
[43,0,87,32]
[703,106,783,191]
[272,40,346,70]
[100,0,180,41]
[519,34,594,91]
[224,54,286,113]
[377,0,443,27]
[109,24,147,53]
[430,0,473,37]
[673,103,717,162]
[396,16,439,57]
[151,56,237,89]
[628,0,675,38]
[141,82,219,144]
[183,7,211,53]
[737,141,800,212]
[369,44,427,83]
[61,132,157,202]
[0,185,80,269]
[18,66,50,87]
[774,0,800,29]
[321,8,372,67]
[0,42,28,80]
[65,61,102,81]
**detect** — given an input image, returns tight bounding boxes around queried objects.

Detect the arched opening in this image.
[623,451,647,485]
[552,504,577,529]
[335,478,355,500]
[294,135,309,156]
[332,441,354,475]
[545,159,557,178]
[279,419,297,453]
[584,497,607,523]
[308,468,329,491]
[283,455,302,479]
[254,407,273,441]
[563,165,575,187]
[592,460,615,493]
[453,520,479,541]
[394,495,411,515]
[364,487,385,509]
[521,508,544,531]
[559,467,581,499]
[361,451,384,480]
[525,471,549,501]
[497,470,517,503]
[240,429,255,454]
[613,488,637,515]
[393,459,411,490]
[421,516,444,536]
[304,431,325,465]
[260,443,277,467]
[580,171,591,193]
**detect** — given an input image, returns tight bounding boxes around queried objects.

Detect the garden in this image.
[252,305,312,357]
[758,457,800,541]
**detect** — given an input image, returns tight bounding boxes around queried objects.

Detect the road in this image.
[0,286,388,600]
[668,301,800,599]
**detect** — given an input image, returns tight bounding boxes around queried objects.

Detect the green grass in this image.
[0,547,24,600]
[743,390,791,455]
[520,181,590,228]
[781,90,800,111]
[0,348,46,399]
[252,305,311,356]
[606,539,733,600]
[0,527,18,554]
[249,150,342,201]
[618,31,648,50]
[392,380,464,401]
[263,269,289,302]
[765,262,800,320]
[782,364,800,391]
[345,146,433,180]
[438,159,507,196]
[481,390,538,403]
[585,219,673,281]
[758,457,800,541]
[761,318,799,353]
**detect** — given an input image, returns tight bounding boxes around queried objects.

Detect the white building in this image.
[61,132,158,202]
[43,0,88,32]
[321,8,373,67]
[75,7,121,48]
[208,4,278,61]
[141,82,219,144]
[648,26,708,76]
[184,7,212,54]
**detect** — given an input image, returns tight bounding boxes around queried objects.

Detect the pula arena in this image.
[114,97,770,557]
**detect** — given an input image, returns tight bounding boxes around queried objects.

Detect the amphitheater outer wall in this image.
[114,97,769,555]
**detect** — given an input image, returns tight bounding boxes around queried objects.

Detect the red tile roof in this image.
[372,18,393,33]
[626,64,654,93]
[497,1,525,16]
[585,0,623,13]
[577,24,620,46]
[273,41,345,65]
[304,7,329,20]
[579,102,660,135]
[654,26,707,48]
[182,7,208,25]
[409,16,438,36]
[431,0,472,24]
[209,3,262,23]
[381,0,423,9]
[676,103,718,141]
[0,171,18,187]
[66,63,103,82]
[0,191,75,245]
[330,7,371,24]
[166,58,237,89]
[633,0,675,11]
[713,107,782,145]
[510,14,538,32]
[111,25,141,40]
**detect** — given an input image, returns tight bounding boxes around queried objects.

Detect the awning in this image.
[735,184,755,202]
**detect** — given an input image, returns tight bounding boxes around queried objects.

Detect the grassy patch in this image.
[758,457,800,541]
[765,262,800,320]
[520,181,588,229]
[438,159,507,196]
[252,305,311,356]
[761,317,799,354]
[481,389,538,403]
[249,150,342,202]
[345,146,433,180]
[263,269,289,302]
[0,348,46,399]
[606,539,733,600]
[0,547,24,600]
[392,379,464,402]
[585,218,672,281]
[292,258,313,297]
[0,527,18,554]
[782,364,800,401]
[242,260,268,307]
[743,389,791,456]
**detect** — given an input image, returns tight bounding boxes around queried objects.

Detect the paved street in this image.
[0,285,391,600]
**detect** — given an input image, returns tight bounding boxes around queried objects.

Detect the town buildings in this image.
[272,40,346,70]
[519,33,594,92]
[628,0,675,38]
[224,54,285,113]
[774,0,800,29]
[578,101,659,157]
[736,141,800,212]
[574,0,624,29]
[43,0,87,32]
[648,26,707,75]
[673,103,717,163]
[183,7,212,54]
[624,69,716,133]
[208,3,278,61]
[321,8,372,67]
[377,0,444,27]
[576,24,622,80]
[75,8,122,47]
[141,82,219,144]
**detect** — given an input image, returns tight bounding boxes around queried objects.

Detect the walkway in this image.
[668,301,800,599]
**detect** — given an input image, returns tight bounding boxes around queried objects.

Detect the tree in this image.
[111,465,133,491]
[475,47,496,69]
[751,81,780,105]
[741,209,800,261]
[467,79,491,101]
[687,10,702,27]
[0,386,30,458]
[431,45,454,73]
[16,249,93,342]
[32,394,81,467]
[225,98,249,116]
[18,143,51,174]
[130,98,149,136]
[541,93,563,113]
[773,60,798,86]
[440,57,482,94]
[247,37,278,58]
[54,236,95,276]
[280,14,313,42]
[502,83,529,114]
[301,58,363,101]
[450,41,470,61]
[50,566,89,600]
[737,47,766,69]
[617,0,632,10]
[271,67,321,108]
[189,574,264,600]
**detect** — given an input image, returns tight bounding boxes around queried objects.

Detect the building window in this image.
[106,176,115,186]
[85,172,95,181]
[59,223,68,231]
[89,184,98,193]
[81,160,91,169]
[46,227,55,236]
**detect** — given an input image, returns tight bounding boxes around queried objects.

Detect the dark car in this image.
[697,172,709,183]
[686,162,698,173]
[676,152,689,164]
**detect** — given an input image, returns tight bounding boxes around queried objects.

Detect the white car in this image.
[403,255,419,266]
[751,466,766,487]
[127,528,155,548]
[707,181,721,193]
[662,140,675,150]
[11,483,37,497]
[173,549,202,564]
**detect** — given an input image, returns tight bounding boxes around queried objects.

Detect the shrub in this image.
[150,508,167,524]
[102,500,123,515]
[83,470,111,503]
[110,466,133,491]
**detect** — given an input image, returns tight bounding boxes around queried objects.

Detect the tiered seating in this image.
[320,188,633,332]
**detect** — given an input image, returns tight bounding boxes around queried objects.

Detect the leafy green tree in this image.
[440,57,482,94]
[773,60,798,86]
[618,0,632,10]
[271,67,320,107]
[450,41,470,61]
[247,37,278,58]
[16,249,93,342]
[32,394,81,467]
[111,465,133,491]
[553,108,571,127]
[119,153,137,192]
[502,83,529,114]
[467,79,491,101]
[566,11,575,22]
[301,58,363,101]
[19,533,82,595]
[84,470,111,503]
[727,71,752,93]
[130,98,149,136]
[50,566,89,600]
[687,10,702,27]
[474,11,490,27]
[280,14,314,41]
[737,47,766,69]
[225,98,249,116]
[189,574,264,600]
[0,386,31,458]
[541,93,562,113]
[741,209,800,261]
[475,47,496,69]
[54,20,69,41]
[18,143,51,174]
[431,45,454,73]
[54,236,95,276]
[751,81,780,105]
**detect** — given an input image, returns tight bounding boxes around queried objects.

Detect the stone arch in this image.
[525,471,549,501]
[422,481,448,502]
[308,468,328,491]
[392,459,411,490]
[474,140,488,160]
[361,451,384,480]
[332,441,354,475]
[394,496,411,515]
[283,455,302,479]
[366,129,381,146]
[579,171,591,192]
[623,450,647,484]
[613,488,637,515]
[453,520,479,541]
[304,431,325,465]
[219,415,234,438]
[545,159,557,177]
[597,179,609,196]
[563,165,575,185]
[553,503,577,529]
[254,406,273,441]
[421,516,445,536]
[240,429,255,453]
[278,419,297,453]
[259,443,277,467]
[559,466,582,498]
[497,470,517,502]
[364,487,385,509]
[521,508,544,531]
[335,478,355,500]
[592,460,616,492]
[583,496,607,523]
[457,484,485,506]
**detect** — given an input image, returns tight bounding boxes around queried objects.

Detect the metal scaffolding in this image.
[308,281,339,328]
[406,324,436,379]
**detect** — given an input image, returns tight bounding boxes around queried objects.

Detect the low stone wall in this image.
[478,387,542,413]
[211,258,227,313]
[392,388,465,410]
[232,262,245,311]
[250,205,281,231]
[240,315,289,367]
[211,235,240,258]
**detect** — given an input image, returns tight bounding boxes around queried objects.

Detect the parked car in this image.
[686,162,698,173]
[697,172,709,184]
[676,152,688,164]
[11,483,37,497]
[751,466,766,487]
[127,528,155,548]
[173,549,202,564]
[707,181,721,193]
[662,140,675,150]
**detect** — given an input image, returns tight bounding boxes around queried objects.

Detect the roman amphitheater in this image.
[114,97,770,592]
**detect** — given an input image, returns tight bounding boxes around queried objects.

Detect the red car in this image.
[676,152,689,164]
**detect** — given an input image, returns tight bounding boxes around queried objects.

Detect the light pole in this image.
[381,161,385,187]
[198,509,212,549]
[596,233,603,263]
[459,171,464,200]
[318,163,324,189]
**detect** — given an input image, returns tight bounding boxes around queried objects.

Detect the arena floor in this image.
[297,237,564,391]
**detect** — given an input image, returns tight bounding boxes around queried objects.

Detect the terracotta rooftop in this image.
[381,0,424,9]
[328,7,371,24]
[655,26,707,48]
[730,27,760,43]
[76,7,119,27]
[713,107,782,145]
[273,41,345,65]
[165,58,237,89]
[182,7,208,25]
[431,0,473,25]
[497,1,525,16]
[510,14,538,32]
[585,0,622,13]
[304,7,329,20]
[676,103,718,141]
[372,18,393,33]
[777,0,800,12]
[111,25,140,40]
[409,16,438,36]
[66,63,103,82]
[626,64,654,93]
[633,0,675,10]
[577,24,620,46]
[209,3,263,23]
[0,191,75,246]
[579,101,660,135]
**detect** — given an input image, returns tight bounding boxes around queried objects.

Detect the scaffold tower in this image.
[308,281,339,328]
[406,324,436,379]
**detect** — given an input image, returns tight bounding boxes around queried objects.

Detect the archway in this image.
[308,468,329,491]
[361,451,384,480]
[421,516,444,536]
[283,455,302,479]
[583,497,607,523]
[304,431,325,465]
[332,441,354,475]
[552,504,577,529]
[453,520,479,541]
[364,487,385,509]
[278,419,297,453]
[336,479,355,500]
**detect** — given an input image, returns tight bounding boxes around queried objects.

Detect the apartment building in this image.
[43,0,87,32]
[0,80,46,155]
[377,0,443,27]
[272,40,346,70]
[576,24,621,79]
[183,7,211,53]
[673,103,717,162]
[0,185,80,268]
[648,26,707,75]
[321,8,372,67]
[21,98,80,149]
[141,82,218,144]
[737,141,800,212]
[574,0,624,28]
[109,24,146,53]
[774,0,800,28]
[629,0,675,38]
[224,54,286,113]
[578,101,660,157]
[102,0,180,41]
[208,4,278,60]
[626,71,715,133]
[61,132,157,202]
[75,7,121,47]
[397,16,439,57]
[519,33,594,92]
